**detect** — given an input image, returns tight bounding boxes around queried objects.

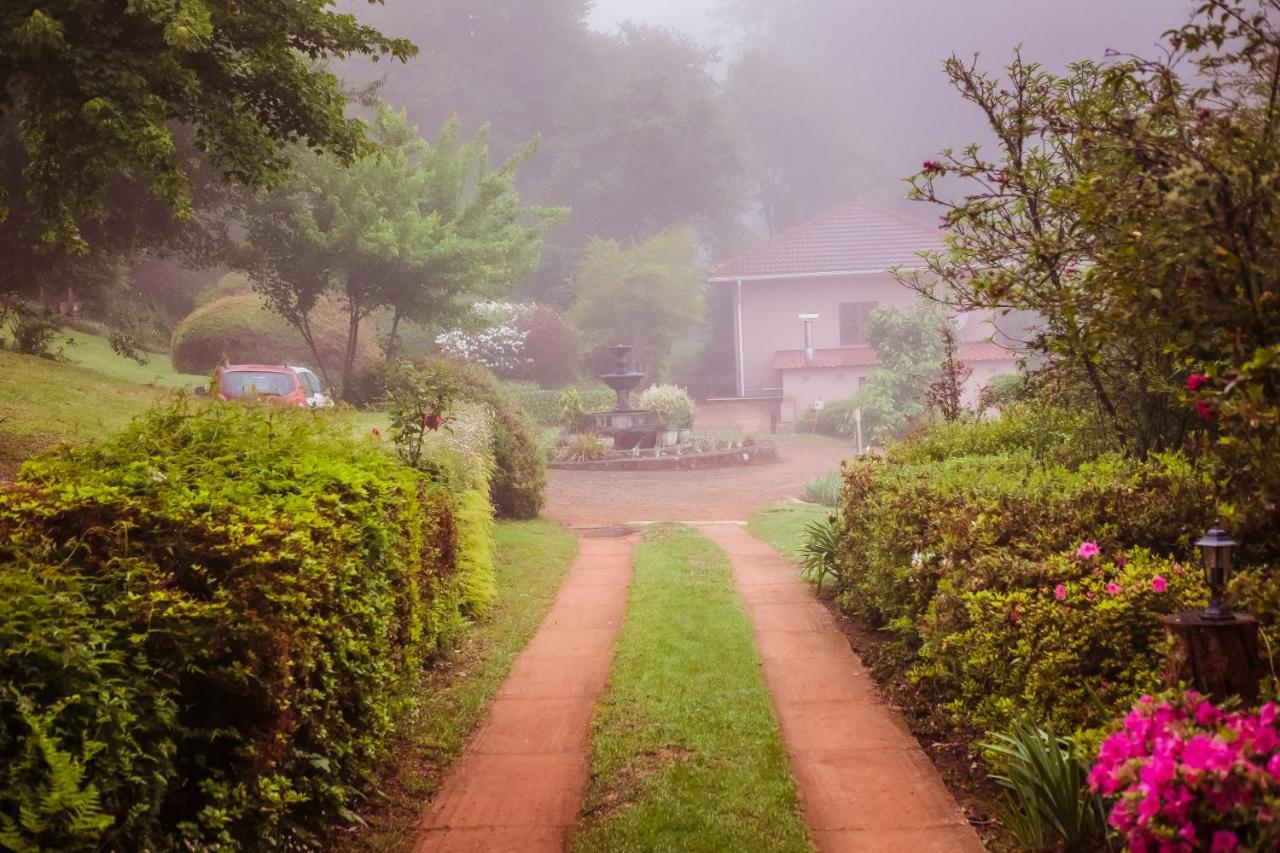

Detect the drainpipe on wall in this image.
[799,313,818,362]
[735,279,745,398]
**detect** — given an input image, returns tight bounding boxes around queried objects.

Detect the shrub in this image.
[636,384,695,430]
[503,382,615,427]
[0,299,64,358]
[556,433,609,463]
[832,423,1218,734]
[799,514,841,595]
[0,402,485,848]
[513,305,579,387]
[170,293,379,378]
[394,359,545,520]
[1090,693,1280,850]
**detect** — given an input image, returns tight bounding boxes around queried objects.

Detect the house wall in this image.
[780,358,1022,425]
[735,273,916,397]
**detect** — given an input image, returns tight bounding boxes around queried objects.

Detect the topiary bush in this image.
[170,293,379,378]
[0,401,486,848]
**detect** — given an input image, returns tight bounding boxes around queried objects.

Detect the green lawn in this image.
[60,330,205,387]
[340,518,579,851]
[574,524,811,853]
[748,500,831,562]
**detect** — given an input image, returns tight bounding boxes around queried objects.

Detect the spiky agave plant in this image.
[798,514,841,594]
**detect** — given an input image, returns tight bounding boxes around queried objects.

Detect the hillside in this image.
[0,333,204,475]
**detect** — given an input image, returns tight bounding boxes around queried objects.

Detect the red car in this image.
[200,364,333,409]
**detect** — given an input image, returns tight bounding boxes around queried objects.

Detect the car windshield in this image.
[295,370,321,395]
[221,371,294,398]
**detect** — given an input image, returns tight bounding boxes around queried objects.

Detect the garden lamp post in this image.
[1196,524,1238,621]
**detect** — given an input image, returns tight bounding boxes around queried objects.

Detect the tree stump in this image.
[1162,612,1262,703]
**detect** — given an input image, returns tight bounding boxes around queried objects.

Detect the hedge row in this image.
[831,416,1234,737]
[0,402,494,848]
[502,381,616,427]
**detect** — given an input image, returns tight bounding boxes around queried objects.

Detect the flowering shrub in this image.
[1090,693,1280,851]
[435,301,532,376]
[914,547,1206,734]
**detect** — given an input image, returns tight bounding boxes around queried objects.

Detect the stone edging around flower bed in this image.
[548,442,778,471]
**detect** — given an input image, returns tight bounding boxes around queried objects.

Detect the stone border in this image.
[549,443,777,472]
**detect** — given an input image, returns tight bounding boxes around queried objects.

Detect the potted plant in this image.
[636,384,695,447]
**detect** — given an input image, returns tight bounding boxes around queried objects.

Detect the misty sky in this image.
[588,0,1195,211]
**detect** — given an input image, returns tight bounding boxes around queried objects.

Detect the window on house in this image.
[839,302,877,346]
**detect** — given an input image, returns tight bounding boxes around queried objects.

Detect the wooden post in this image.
[1162,612,1262,703]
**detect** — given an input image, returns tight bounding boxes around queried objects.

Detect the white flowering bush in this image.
[636,384,696,430]
[435,301,534,376]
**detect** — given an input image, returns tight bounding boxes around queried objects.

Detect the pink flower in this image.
[1009,606,1022,623]
[1211,831,1239,853]
[1076,541,1101,560]
[1086,590,1095,601]
[1151,576,1168,593]
[1187,373,1209,392]
[371,427,381,436]
[1054,583,1067,601]
[1106,582,1122,596]
[1195,399,1217,422]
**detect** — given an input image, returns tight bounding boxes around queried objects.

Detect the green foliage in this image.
[556,433,610,463]
[0,401,483,847]
[384,360,466,470]
[0,300,64,358]
[575,525,810,852]
[500,382,615,427]
[983,721,1104,850]
[239,106,561,396]
[635,383,696,430]
[800,303,945,444]
[803,469,843,507]
[832,420,1218,735]
[0,0,414,248]
[169,292,378,376]
[798,514,841,595]
[570,229,705,380]
[397,359,546,520]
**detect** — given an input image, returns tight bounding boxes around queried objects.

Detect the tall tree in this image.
[569,228,705,380]
[723,49,861,235]
[238,107,561,395]
[0,1,414,248]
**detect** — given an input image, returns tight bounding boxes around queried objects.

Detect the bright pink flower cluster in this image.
[1090,692,1280,851]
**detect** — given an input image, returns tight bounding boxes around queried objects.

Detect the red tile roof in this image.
[773,342,1018,371]
[710,202,945,280]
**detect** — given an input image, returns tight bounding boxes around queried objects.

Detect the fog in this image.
[588,0,1193,209]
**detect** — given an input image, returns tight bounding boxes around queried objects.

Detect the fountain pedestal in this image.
[581,344,658,449]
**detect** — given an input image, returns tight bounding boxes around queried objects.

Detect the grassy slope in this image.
[574,524,811,853]
[339,518,578,852]
[748,501,831,562]
[0,333,205,474]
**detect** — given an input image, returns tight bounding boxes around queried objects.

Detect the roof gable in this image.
[710,203,945,280]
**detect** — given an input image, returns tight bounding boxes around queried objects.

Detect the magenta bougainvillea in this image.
[1090,692,1280,851]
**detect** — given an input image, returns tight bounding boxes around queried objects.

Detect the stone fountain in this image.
[581,344,658,449]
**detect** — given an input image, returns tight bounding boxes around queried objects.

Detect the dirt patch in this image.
[578,745,697,826]
[816,598,1018,852]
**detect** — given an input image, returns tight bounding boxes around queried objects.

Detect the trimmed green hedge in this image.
[502,381,615,427]
[832,424,1223,736]
[0,402,492,848]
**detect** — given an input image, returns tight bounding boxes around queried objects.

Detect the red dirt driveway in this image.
[544,435,855,525]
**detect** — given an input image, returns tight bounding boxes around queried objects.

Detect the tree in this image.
[926,322,973,421]
[569,228,704,381]
[849,303,946,443]
[723,49,861,235]
[238,107,561,395]
[0,1,414,248]
[901,52,1188,456]
[1071,0,1280,525]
